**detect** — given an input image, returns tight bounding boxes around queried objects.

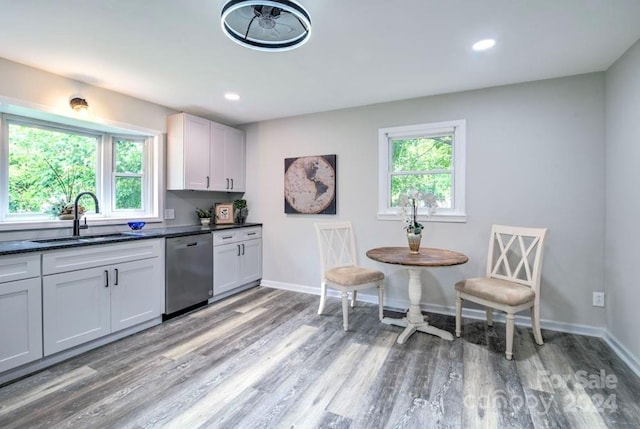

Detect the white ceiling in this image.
[1,0,640,126]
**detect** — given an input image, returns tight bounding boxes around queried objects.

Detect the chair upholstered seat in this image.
[455,277,535,306]
[325,266,385,286]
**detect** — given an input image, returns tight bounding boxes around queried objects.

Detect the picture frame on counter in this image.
[215,202,234,224]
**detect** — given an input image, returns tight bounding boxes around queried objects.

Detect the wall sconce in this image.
[69,97,89,114]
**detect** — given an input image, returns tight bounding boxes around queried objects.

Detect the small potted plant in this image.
[195,207,214,226]
[43,160,86,219]
[233,199,248,224]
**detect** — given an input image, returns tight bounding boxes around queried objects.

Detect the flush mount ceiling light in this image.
[221,0,311,52]
[69,97,89,113]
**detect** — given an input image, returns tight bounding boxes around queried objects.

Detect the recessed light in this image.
[472,39,496,51]
[224,92,240,101]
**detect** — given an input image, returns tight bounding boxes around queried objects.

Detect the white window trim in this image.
[377,119,467,223]
[0,107,164,231]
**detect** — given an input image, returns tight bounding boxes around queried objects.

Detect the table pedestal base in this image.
[381,316,454,344]
[382,267,454,344]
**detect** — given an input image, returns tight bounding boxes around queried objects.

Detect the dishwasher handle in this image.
[171,239,208,250]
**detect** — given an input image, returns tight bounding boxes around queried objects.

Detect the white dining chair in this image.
[455,224,548,360]
[315,221,384,331]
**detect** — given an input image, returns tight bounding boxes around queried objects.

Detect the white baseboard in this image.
[603,331,640,378]
[260,279,639,378]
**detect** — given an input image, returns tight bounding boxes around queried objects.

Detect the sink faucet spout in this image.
[72,192,100,237]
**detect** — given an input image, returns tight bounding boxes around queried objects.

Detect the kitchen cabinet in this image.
[213,226,262,296]
[167,113,210,190]
[0,254,42,373]
[42,240,163,356]
[167,112,245,192]
[209,123,246,192]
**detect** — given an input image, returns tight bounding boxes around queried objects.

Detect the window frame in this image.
[377,119,467,223]
[110,135,149,214]
[0,111,163,231]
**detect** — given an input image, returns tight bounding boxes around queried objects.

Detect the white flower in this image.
[398,191,439,234]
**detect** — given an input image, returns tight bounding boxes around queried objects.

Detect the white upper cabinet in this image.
[210,123,246,192]
[167,113,245,192]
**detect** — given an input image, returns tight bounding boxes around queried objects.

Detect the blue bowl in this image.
[128,221,146,231]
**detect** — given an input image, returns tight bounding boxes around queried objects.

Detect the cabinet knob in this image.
[104,270,109,288]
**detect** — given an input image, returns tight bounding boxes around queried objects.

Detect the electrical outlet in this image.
[164,208,175,220]
[593,292,605,307]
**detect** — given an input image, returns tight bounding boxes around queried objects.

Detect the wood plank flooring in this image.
[1,286,639,428]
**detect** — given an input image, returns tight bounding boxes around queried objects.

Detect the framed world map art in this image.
[284,154,336,214]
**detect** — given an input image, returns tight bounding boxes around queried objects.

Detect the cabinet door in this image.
[110,258,162,332]
[213,242,241,295]
[0,278,42,372]
[239,238,262,285]
[43,268,111,356]
[225,128,246,192]
[183,114,211,190]
[209,123,228,191]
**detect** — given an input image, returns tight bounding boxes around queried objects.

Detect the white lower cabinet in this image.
[43,267,111,355]
[213,227,262,296]
[42,240,163,356]
[110,258,162,332]
[0,253,43,373]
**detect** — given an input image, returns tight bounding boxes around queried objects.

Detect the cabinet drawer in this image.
[213,227,261,246]
[43,239,162,275]
[213,230,238,246]
[239,227,262,241]
[0,253,41,284]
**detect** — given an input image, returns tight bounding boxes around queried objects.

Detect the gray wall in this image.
[605,39,640,360]
[244,73,607,328]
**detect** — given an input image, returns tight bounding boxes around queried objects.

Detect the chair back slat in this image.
[315,221,357,274]
[486,225,548,292]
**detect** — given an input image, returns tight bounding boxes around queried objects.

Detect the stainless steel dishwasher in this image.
[165,233,213,315]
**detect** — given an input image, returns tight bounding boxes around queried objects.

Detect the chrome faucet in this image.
[72,192,100,237]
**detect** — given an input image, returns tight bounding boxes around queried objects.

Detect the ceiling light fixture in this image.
[69,97,89,114]
[225,92,241,101]
[472,39,496,51]
[221,0,311,52]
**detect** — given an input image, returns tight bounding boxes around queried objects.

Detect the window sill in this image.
[0,215,164,232]
[377,211,467,223]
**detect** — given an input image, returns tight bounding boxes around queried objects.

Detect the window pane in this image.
[114,139,143,174]
[115,177,142,210]
[391,173,452,208]
[391,136,452,172]
[8,123,96,214]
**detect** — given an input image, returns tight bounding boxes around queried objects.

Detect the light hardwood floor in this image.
[1,286,639,428]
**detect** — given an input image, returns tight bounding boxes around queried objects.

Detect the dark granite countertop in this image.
[0,223,262,256]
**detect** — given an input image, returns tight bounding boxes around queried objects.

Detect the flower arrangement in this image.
[400,191,438,235]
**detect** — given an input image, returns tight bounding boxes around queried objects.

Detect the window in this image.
[0,112,161,228]
[378,120,466,222]
[113,137,145,211]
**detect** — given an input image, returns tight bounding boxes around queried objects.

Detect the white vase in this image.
[200,218,211,227]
